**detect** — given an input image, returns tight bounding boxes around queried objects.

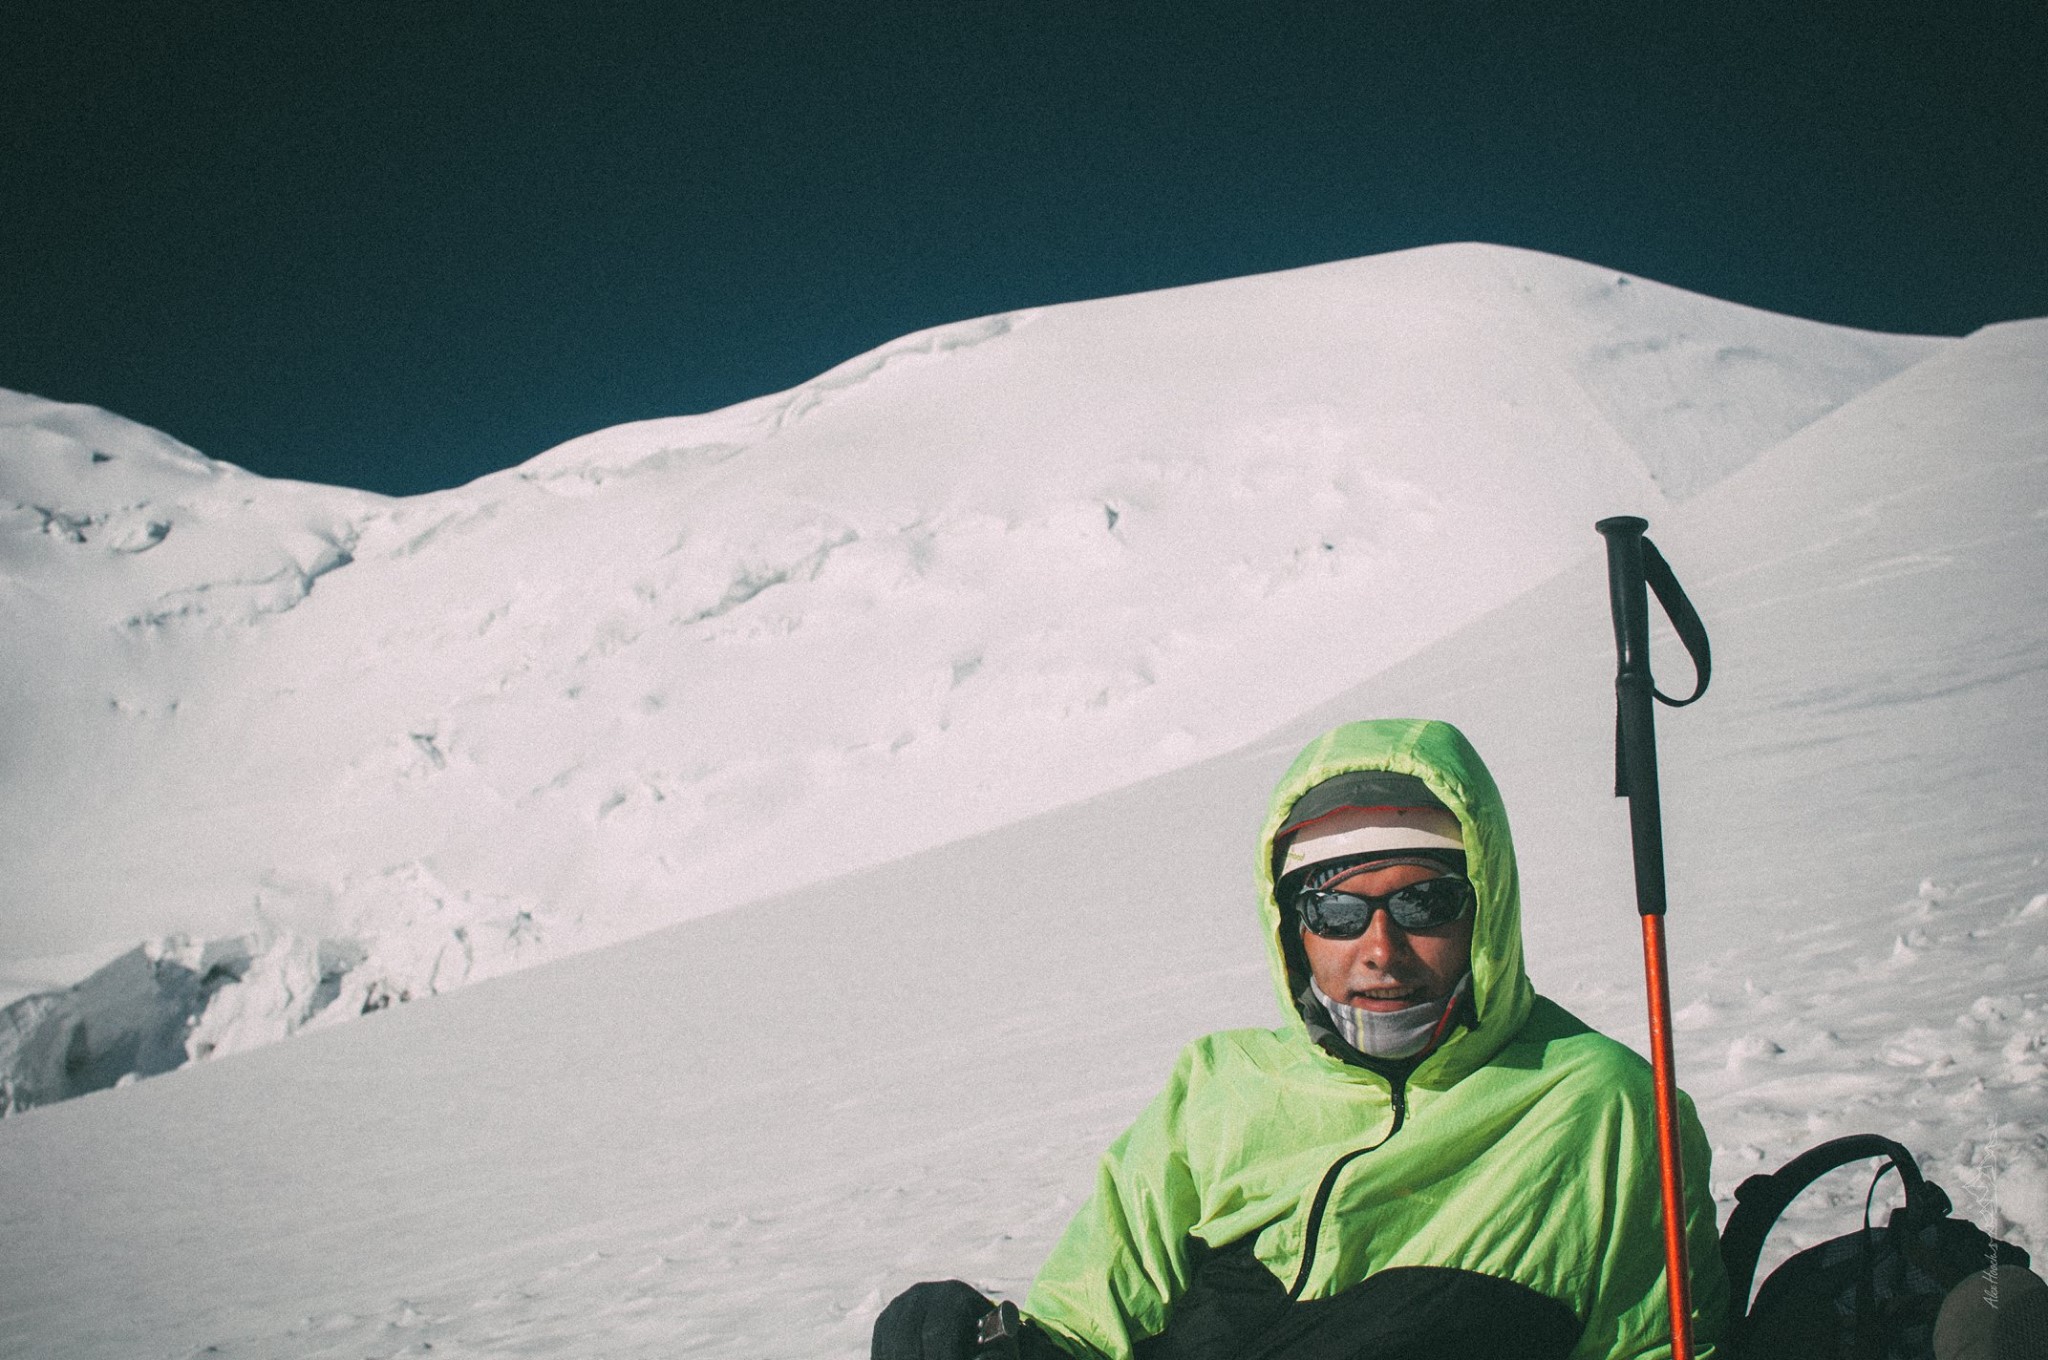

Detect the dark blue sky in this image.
[7,1,2044,496]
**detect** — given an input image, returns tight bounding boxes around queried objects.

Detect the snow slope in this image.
[0,244,1938,1106]
[0,269,2040,1359]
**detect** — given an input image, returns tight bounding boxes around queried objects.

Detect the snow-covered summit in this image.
[0,294,2038,1360]
[0,244,1941,1108]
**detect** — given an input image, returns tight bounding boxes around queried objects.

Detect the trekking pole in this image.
[1595,516,1711,1360]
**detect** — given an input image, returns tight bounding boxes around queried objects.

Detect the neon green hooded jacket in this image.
[1023,719,1727,1359]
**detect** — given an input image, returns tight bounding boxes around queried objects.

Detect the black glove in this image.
[872,1280,997,1360]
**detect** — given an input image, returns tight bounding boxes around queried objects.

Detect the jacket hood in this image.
[1260,718,1535,1087]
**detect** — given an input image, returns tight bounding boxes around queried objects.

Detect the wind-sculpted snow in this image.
[0,245,1941,1111]
[761,313,1021,432]
[0,390,377,629]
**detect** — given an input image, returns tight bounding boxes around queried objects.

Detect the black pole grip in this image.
[1597,516,1669,918]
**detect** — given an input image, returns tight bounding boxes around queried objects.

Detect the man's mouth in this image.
[1349,986,1422,1009]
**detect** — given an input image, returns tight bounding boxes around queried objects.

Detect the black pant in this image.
[1137,1244,1581,1360]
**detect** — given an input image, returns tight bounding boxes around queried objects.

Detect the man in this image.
[876,718,1727,1360]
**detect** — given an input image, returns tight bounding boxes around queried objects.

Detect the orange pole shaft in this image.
[1641,913,1695,1360]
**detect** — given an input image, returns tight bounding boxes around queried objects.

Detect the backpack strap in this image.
[1718,1134,1952,1313]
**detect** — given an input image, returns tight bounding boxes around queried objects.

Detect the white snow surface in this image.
[2,243,2044,1357]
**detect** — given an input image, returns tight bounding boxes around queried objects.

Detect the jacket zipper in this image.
[1285,1074,1409,1301]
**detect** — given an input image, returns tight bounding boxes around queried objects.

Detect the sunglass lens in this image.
[1298,877,1472,937]
[1384,878,1473,929]
[1300,892,1368,937]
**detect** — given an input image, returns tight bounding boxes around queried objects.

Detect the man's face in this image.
[1299,860,1474,1012]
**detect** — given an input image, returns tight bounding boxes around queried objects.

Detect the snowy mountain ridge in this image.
[0,304,2039,1359]
[0,243,1942,1113]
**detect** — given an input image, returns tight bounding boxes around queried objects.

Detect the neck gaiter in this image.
[1310,973,1471,1060]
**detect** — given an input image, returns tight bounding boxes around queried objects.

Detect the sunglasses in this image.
[1296,876,1475,938]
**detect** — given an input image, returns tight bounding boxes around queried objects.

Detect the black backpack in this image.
[1719,1134,2032,1360]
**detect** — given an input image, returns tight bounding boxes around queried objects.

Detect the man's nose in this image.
[1355,909,1409,966]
